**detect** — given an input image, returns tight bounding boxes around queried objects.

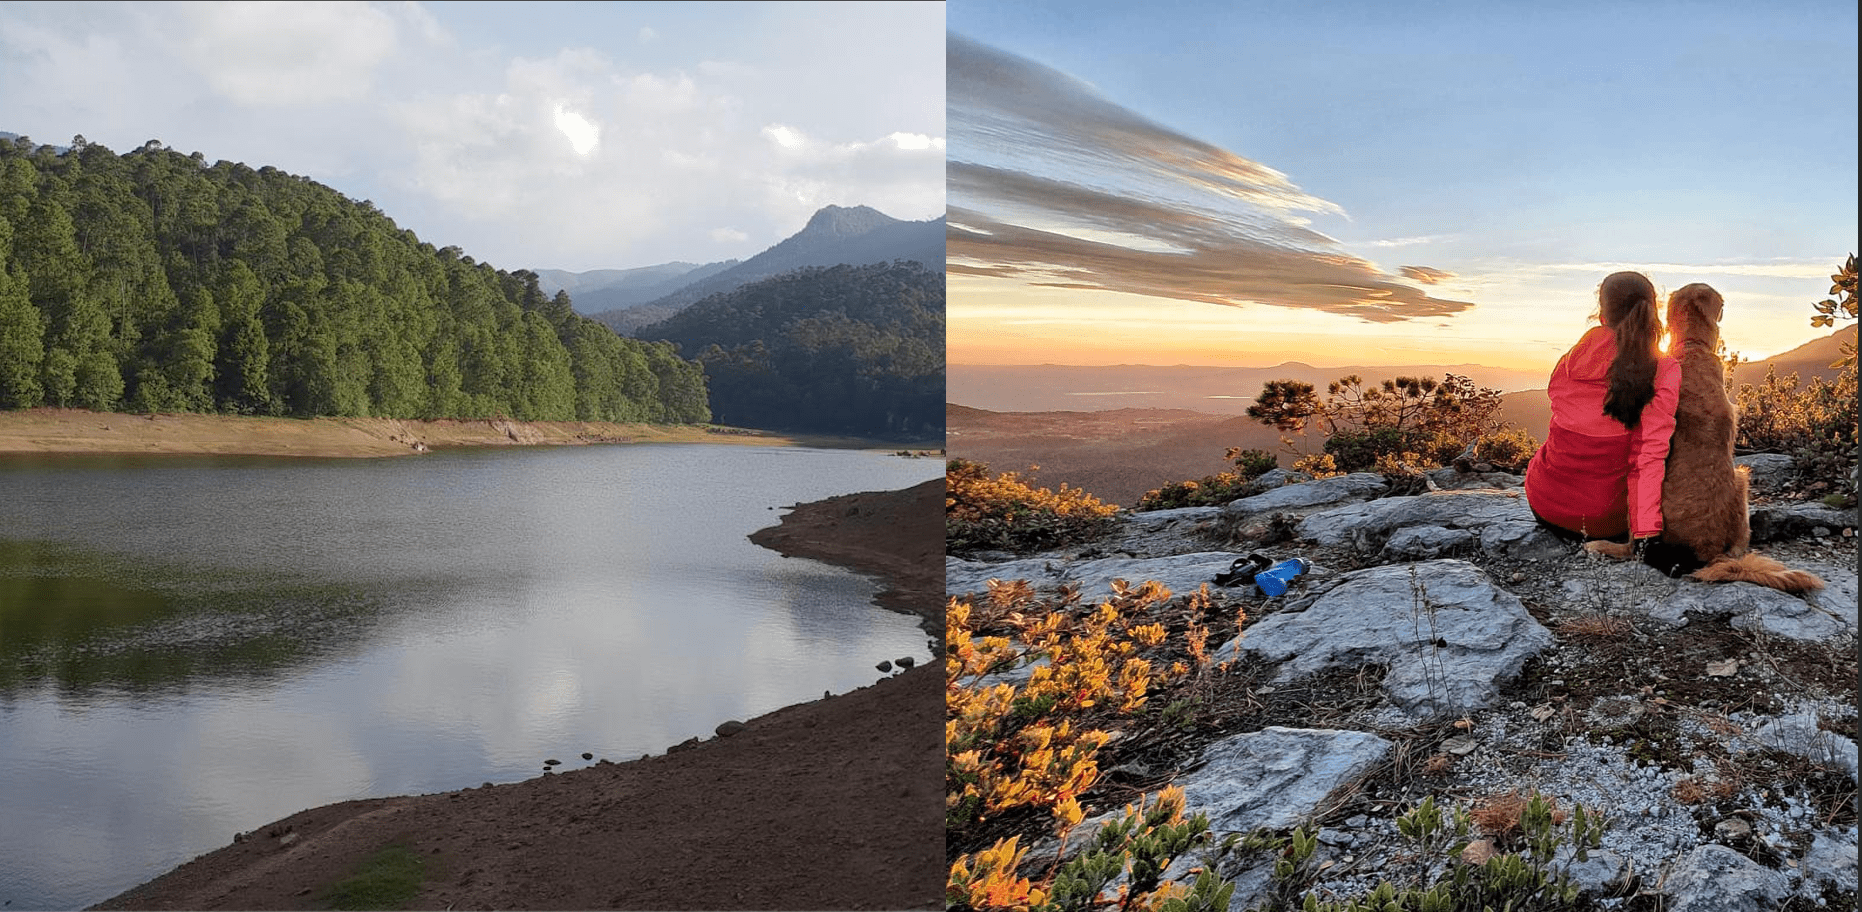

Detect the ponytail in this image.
[1597,271,1660,427]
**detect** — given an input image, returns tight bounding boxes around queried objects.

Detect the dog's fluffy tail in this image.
[1690,552,1826,593]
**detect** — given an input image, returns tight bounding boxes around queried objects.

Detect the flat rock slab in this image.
[1749,502,1859,544]
[1296,489,1565,560]
[1662,843,1791,912]
[1748,714,1859,782]
[1223,472,1387,519]
[1121,506,1224,533]
[1802,559,1861,628]
[1733,453,1796,490]
[1172,727,1392,834]
[1427,466,1525,491]
[947,551,1247,603]
[946,555,1063,599]
[1801,829,1859,893]
[1643,574,1855,643]
[1382,525,1477,559]
[1216,559,1554,720]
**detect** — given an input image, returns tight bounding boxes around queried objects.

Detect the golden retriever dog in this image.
[1587,283,1823,592]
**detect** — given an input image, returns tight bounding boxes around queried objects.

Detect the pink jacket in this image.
[1524,326,1681,540]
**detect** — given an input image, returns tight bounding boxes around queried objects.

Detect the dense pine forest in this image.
[639,261,944,439]
[0,136,709,424]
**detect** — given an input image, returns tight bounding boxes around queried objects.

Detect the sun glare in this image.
[553,104,599,155]
[764,124,805,149]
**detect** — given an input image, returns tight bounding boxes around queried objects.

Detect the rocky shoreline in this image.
[948,458,1857,909]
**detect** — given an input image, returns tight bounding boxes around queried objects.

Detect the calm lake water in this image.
[0,443,942,910]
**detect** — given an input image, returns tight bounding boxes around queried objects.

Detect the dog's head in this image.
[1666,282,1724,349]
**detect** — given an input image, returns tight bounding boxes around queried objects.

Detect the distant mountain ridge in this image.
[582,205,946,337]
[532,260,739,315]
[946,362,1554,415]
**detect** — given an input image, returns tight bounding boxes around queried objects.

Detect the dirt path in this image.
[92,479,947,911]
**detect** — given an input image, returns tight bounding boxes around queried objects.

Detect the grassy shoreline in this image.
[0,407,937,458]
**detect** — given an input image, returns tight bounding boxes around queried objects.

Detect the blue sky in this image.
[947,0,1858,369]
[0,1,946,273]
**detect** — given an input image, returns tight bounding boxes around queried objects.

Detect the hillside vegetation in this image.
[640,261,944,440]
[0,135,708,424]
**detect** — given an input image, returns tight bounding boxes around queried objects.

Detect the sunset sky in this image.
[0,1,945,273]
[948,1,1858,372]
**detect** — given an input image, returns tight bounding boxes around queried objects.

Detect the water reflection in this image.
[0,445,939,910]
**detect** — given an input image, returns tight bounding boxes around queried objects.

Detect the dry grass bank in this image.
[0,408,908,458]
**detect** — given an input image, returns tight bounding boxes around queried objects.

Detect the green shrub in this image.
[1135,448,1280,512]
[1735,366,1857,504]
[321,843,427,911]
[1475,427,1539,474]
[1249,373,1517,475]
[1240,792,1605,912]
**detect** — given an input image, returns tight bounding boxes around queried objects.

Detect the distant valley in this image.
[947,362,1556,415]
[948,327,1854,421]
[949,326,1855,507]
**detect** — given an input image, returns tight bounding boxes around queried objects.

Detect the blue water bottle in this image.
[1255,557,1310,597]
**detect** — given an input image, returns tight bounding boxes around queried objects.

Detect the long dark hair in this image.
[1597,271,1661,427]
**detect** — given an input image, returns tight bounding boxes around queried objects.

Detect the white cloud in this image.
[763,123,806,149]
[710,227,748,244]
[0,2,944,272]
[395,0,453,47]
[166,0,400,106]
[553,104,599,155]
[1532,259,1837,279]
[1365,234,1457,248]
[888,132,938,151]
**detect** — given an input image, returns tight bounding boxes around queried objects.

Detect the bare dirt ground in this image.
[92,479,946,911]
[0,407,883,459]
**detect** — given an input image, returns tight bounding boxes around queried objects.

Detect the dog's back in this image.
[1660,338,1749,562]
[1658,284,1821,593]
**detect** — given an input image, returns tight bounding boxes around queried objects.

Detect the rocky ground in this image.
[947,455,1857,911]
[94,479,946,911]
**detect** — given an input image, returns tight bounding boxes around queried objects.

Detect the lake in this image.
[0,443,942,910]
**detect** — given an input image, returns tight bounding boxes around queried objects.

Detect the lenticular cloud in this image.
[946,33,1470,324]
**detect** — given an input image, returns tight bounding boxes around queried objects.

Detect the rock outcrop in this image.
[949,456,1859,910]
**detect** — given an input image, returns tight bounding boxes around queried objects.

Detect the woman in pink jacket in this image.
[1524,271,1681,546]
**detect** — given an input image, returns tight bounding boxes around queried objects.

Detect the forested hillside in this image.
[639,261,943,440]
[0,136,709,424]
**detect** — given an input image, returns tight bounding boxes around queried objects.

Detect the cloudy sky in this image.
[948,0,1858,370]
[0,0,946,273]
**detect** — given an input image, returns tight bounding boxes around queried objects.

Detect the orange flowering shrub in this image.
[947,835,1047,912]
[947,578,1181,833]
[951,786,1234,912]
[947,575,1251,912]
[947,459,1121,555]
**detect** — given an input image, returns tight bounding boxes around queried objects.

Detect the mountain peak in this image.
[802,204,896,237]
